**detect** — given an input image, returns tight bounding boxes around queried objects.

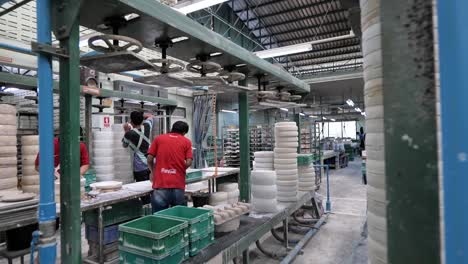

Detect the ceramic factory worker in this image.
[35,127,90,177]
[122,111,153,197]
[147,121,193,213]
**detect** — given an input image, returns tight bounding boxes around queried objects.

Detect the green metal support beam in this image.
[238,81,250,202]
[380,1,440,263]
[58,18,81,263]
[294,113,302,153]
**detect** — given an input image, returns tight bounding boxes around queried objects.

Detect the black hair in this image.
[171,121,189,135]
[130,111,144,126]
[80,127,84,141]
[360,127,364,134]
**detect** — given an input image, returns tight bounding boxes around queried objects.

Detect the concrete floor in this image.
[249,159,368,264]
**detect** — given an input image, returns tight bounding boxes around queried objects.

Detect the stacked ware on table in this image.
[274,122,299,203]
[119,215,189,263]
[93,130,115,182]
[155,206,214,256]
[223,129,240,167]
[111,125,133,184]
[0,104,18,192]
[251,151,278,213]
[297,154,316,191]
[20,135,39,193]
[208,191,242,232]
[218,182,239,203]
[203,202,251,233]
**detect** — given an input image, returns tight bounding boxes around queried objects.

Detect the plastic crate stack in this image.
[20,135,40,193]
[93,130,114,182]
[297,154,316,191]
[223,129,240,167]
[111,125,133,184]
[251,151,277,213]
[84,199,143,263]
[0,104,18,192]
[155,206,214,257]
[274,122,299,203]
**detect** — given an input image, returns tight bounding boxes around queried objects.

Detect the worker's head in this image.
[171,121,189,135]
[130,111,144,126]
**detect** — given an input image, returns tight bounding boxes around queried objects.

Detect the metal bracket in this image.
[31,42,69,58]
[51,0,81,40]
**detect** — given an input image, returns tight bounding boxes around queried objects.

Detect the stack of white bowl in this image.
[93,131,114,181]
[218,183,239,203]
[298,154,316,191]
[111,125,133,184]
[20,135,40,193]
[274,122,299,203]
[251,170,277,213]
[253,151,274,170]
[0,104,18,192]
[209,192,228,206]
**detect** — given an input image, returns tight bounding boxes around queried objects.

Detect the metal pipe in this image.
[36,0,57,262]
[313,165,331,211]
[238,82,250,202]
[438,1,468,263]
[280,214,328,264]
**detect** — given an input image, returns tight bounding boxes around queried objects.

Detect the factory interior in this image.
[0,0,464,263]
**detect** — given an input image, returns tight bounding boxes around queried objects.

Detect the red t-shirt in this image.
[148,133,193,190]
[35,138,90,167]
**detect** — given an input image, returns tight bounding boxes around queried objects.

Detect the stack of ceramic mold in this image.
[204,202,251,233]
[298,154,316,191]
[111,125,133,184]
[218,183,239,203]
[251,151,277,213]
[20,135,39,193]
[0,104,18,192]
[274,122,299,203]
[93,131,114,182]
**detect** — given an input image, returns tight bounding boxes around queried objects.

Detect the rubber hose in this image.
[271,228,300,244]
[255,240,287,260]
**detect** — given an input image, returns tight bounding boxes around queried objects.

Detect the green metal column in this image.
[238,88,250,202]
[58,18,82,263]
[294,113,302,153]
[380,1,440,263]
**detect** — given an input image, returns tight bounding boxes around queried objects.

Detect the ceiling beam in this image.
[287,45,361,61]
[256,18,349,38]
[290,53,363,67]
[292,62,363,75]
[244,0,339,23]
[250,9,346,31]
[232,0,288,13]
[262,30,351,46]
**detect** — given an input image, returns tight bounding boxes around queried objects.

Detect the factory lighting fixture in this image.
[355,107,362,112]
[254,31,355,59]
[331,118,336,121]
[236,63,247,67]
[309,115,318,118]
[361,112,367,116]
[171,36,189,43]
[221,109,237,114]
[338,107,343,111]
[280,108,289,112]
[323,117,328,120]
[346,99,355,107]
[175,0,229,15]
[299,113,305,117]
[124,13,140,21]
[210,52,223,57]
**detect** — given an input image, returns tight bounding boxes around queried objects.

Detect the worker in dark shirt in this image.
[35,127,90,177]
[122,111,153,184]
[147,121,193,212]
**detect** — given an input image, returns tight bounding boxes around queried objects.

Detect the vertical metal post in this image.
[36,0,57,262]
[58,19,82,264]
[238,83,250,202]
[325,165,331,212]
[438,1,468,263]
[294,113,301,153]
[380,1,440,263]
[85,95,92,153]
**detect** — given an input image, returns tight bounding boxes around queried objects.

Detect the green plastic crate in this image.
[186,169,203,181]
[83,199,143,227]
[118,215,188,256]
[188,230,214,256]
[154,206,213,239]
[83,169,96,192]
[297,154,314,166]
[119,241,189,264]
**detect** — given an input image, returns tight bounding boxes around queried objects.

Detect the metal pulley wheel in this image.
[149,59,185,73]
[217,70,245,83]
[88,34,143,53]
[186,60,222,74]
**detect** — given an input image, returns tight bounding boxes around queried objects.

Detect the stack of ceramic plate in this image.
[20,135,40,193]
[251,170,277,213]
[218,183,239,203]
[253,151,274,170]
[209,192,228,206]
[0,104,18,191]
[93,131,114,181]
[111,125,133,184]
[298,154,316,191]
[274,122,298,203]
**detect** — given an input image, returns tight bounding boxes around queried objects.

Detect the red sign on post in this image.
[103,116,110,128]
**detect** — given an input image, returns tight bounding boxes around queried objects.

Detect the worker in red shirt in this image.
[147,121,193,212]
[35,127,90,177]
